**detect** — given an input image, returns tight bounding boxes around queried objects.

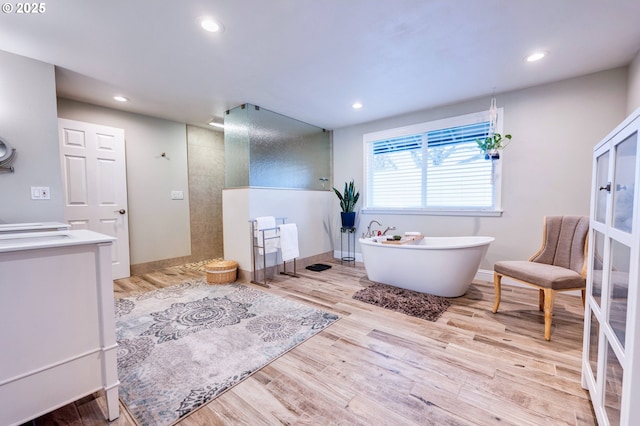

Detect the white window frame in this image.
[362,109,504,216]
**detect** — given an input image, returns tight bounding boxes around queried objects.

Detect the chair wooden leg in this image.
[539,289,545,311]
[543,288,556,341]
[492,272,502,313]
[581,289,586,308]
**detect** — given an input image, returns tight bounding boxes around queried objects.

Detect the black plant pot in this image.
[341,212,356,228]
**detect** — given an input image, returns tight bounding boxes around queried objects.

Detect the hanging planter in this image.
[476,133,512,161]
[484,149,501,160]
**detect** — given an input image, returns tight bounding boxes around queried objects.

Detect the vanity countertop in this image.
[0,229,115,253]
[0,222,71,233]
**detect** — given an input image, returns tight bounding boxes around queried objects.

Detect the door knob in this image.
[599,183,611,192]
[115,209,126,215]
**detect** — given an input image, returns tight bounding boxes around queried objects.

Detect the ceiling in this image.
[1,0,639,130]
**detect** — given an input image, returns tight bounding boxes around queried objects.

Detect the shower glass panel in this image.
[224,103,331,190]
[224,105,251,188]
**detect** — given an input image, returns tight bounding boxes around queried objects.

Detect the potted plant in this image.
[476,132,512,160]
[333,180,360,228]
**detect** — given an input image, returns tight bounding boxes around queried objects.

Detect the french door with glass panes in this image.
[582,108,640,426]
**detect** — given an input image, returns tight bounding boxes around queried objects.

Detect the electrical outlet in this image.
[171,190,184,200]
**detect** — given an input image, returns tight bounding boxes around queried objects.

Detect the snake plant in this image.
[333,180,360,213]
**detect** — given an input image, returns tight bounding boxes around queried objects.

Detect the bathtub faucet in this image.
[365,220,381,237]
[382,226,396,235]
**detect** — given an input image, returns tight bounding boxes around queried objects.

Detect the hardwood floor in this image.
[27,260,596,425]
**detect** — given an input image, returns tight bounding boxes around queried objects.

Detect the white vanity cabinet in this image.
[0,229,119,425]
[583,108,640,425]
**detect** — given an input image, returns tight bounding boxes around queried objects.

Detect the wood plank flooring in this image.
[26,260,596,425]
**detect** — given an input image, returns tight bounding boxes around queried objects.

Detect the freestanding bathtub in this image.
[359,235,494,297]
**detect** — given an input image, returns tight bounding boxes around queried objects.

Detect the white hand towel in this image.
[278,223,299,262]
[255,216,278,254]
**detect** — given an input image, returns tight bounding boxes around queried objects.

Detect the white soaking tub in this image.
[359,235,494,297]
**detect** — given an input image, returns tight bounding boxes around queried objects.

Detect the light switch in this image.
[171,190,184,200]
[31,186,50,200]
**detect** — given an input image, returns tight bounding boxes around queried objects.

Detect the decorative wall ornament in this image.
[0,137,16,173]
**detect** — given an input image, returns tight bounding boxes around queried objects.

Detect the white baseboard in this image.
[475,268,535,288]
[475,268,495,283]
[333,250,363,263]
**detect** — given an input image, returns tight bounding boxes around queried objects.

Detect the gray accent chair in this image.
[493,216,589,341]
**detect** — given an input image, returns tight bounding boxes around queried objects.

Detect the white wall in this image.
[3,43,634,275]
[333,67,628,268]
[57,98,191,265]
[0,50,63,223]
[223,188,334,272]
[627,48,640,114]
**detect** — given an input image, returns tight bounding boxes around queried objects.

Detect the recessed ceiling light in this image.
[352,102,363,109]
[201,19,223,33]
[209,121,224,129]
[113,95,128,102]
[526,51,547,62]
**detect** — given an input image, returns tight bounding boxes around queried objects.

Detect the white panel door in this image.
[58,118,131,279]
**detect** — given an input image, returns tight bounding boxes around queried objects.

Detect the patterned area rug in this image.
[353,282,450,321]
[115,279,338,425]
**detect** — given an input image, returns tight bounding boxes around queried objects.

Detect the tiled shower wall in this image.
[129,125,224,275]
[187,125,225,261]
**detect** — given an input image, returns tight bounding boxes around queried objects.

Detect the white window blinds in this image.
[365,117,498,211]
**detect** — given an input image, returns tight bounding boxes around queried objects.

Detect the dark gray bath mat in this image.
[353,282,450,321]
[306,264,332,272]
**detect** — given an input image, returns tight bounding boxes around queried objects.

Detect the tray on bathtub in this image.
[381,235,424,245]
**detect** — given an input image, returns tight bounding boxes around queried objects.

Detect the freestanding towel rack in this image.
[249,217,299,287]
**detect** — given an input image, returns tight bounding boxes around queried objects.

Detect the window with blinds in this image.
[364,110,502,213]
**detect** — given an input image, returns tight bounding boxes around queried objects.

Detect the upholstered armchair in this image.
[492,216,590,341]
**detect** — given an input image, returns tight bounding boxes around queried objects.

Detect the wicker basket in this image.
[205,260,238,284]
